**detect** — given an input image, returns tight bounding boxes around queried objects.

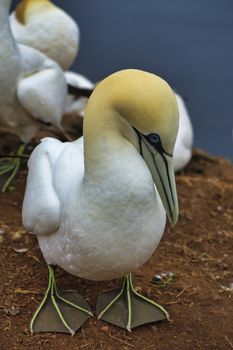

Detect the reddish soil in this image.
[0,134,232,350]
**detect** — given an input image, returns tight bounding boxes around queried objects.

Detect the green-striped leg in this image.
[30,265,93,335]
[97,274,169,332]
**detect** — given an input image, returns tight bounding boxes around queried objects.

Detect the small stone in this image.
[101,325,109,332]
[134,286,142,293]
[212,295,221,301]
[221,283,233,292]
[4,306,20,316]
[13,247,28,254]
[11,232,22,240]
[151,272,176,285]
[23,326,28,334]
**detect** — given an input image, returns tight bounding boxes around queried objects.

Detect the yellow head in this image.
[88,69,179,154]
[85,69,179,225]
[15,0,55,24]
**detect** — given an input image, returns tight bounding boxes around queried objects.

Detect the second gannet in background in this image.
[174,93,193,171]
[23,69,179,335]
[10,0,93,123]
[0,0,67,192]
[10,0,79,70]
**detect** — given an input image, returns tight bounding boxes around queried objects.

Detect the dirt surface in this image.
[0,134,232,350]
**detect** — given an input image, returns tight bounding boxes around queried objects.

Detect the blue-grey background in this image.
[12,0,233,158]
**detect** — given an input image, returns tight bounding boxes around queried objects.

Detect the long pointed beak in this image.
[139,135,179,226]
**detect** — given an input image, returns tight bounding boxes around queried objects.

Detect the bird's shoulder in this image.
[29,137,65,166]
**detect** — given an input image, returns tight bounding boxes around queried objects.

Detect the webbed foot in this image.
[97,274,169,332]
[30,265,93,335]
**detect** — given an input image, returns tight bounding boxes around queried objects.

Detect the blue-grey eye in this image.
[147,134,161,144]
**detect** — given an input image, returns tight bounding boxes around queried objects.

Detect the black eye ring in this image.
[147,133,161,145]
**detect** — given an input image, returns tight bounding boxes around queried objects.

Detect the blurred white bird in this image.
[23,69,179,334]
[0,0,67,192]
[173,93,193,171]
[10,0,79,70]
[10,0,94,124]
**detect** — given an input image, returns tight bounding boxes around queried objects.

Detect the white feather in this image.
[173,93,194,171]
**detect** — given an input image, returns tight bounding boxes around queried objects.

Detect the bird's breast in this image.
[39,149,166,281]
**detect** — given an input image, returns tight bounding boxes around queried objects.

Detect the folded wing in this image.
[22,138,64,236]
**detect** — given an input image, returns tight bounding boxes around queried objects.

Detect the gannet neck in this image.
[82,70,147,178]
[83,93,135,180]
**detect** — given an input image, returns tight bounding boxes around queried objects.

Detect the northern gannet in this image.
[0,0,67,192]
[10,0,79,70]
[10,0,92,127]
[23,69,179,334]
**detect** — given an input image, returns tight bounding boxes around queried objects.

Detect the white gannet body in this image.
[65,71,94,118]
[10,0,79,70]
[174,93,193,171]
[0,0,67,143]
[23,69,179,334]
[24,136,167,281]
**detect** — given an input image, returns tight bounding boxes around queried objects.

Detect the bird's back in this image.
[10,3,79,70]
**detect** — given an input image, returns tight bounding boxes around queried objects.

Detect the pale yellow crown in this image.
[15,0,55,24]
[85,69,179,154]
